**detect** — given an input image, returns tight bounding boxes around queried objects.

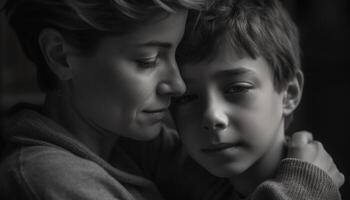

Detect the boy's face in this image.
[172,43,289,177]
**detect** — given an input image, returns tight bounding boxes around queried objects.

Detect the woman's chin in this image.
[129,123,163,141]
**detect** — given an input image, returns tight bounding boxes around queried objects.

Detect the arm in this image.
[250,131,344,200]
[250,158,341,200]
[287,131,345,188]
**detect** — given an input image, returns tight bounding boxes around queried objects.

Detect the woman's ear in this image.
[282,70,304,116]
[38,28,74,81]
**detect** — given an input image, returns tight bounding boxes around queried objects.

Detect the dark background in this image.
[284,0,350,198]
[1,0,349,198]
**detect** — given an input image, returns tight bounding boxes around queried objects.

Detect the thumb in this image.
[289,131,313,146]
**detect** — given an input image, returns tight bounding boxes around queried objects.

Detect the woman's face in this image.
[66,10,187,140]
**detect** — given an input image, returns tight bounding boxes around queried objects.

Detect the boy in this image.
[172,0,344,199]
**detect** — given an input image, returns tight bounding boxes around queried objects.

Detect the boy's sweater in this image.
[0,109,341,200]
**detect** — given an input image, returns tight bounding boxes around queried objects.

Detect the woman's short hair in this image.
[2,0,205,92]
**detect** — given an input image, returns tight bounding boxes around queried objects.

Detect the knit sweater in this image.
[0,108,341,200]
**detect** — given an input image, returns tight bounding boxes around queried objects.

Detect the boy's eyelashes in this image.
[224,83,254,94]
[172,83,254,106]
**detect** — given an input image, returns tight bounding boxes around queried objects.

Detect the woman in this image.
[0,1,199,199]
[0,0,343,199]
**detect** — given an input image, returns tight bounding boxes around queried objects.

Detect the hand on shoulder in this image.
[286,131,345,188]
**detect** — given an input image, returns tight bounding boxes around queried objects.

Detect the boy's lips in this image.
[201,142,243,153]
[143,108,167,113]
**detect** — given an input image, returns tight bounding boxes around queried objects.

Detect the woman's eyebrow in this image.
[135,41,173,49]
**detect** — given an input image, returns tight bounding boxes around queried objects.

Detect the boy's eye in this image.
[172,94,197,106]
[136,56,159,69]
[225,83,253,94]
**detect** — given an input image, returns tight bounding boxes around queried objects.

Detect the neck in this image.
[229,124,286,197]
[42,91,118,160]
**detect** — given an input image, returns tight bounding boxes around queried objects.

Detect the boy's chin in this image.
[204,161,252,178]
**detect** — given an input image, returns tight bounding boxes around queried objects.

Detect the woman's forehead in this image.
[96,10,188,50]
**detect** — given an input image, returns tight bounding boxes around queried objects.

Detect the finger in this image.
[290,131,313,146]
[337,172,345,187]
[332,166,345,188]
[331,166,345,188]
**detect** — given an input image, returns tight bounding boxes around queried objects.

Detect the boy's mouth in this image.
[143,108,167,113]
[201,142,243,153]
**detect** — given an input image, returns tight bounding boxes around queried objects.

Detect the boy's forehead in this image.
[180,41,248,77]
[180,53,273,87]
[181,58,258,77]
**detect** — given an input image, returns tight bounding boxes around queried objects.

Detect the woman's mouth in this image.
[142,108,167,122]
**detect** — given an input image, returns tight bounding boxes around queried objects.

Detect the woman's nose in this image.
[157,63,186,97]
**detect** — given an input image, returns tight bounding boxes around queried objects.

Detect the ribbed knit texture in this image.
[250,158,341,200]
[276,158,341,199]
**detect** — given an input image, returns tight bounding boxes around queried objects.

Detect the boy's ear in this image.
[282,70,304,116]
[38,28,75,81]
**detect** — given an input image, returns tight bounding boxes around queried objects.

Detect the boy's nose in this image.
[201,99,228,132]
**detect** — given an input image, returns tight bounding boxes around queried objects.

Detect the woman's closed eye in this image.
[136,55,160,69]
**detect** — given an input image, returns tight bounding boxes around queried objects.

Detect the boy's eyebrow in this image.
[135,41,173,49]
[214,67,256,80]
[183,67,255,85]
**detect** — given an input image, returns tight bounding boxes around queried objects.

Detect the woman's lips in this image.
[201,142,243,153]
[142,109,167,122]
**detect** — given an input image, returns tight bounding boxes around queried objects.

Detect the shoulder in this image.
[259,158,342,199]
[18,145,113,187]
[0,145,114,199]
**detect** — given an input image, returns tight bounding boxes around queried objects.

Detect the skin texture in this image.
[39,10,187,158]
[172,40,303,195]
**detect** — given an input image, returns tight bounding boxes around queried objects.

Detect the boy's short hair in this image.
[2,0,205,92]
[177,0,301,92]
